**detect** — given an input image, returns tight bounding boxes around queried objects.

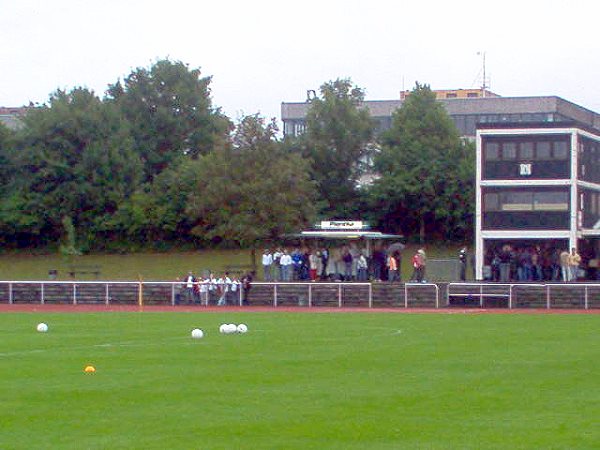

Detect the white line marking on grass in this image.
[0,337,192,358]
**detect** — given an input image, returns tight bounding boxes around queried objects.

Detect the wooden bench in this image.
[67,265,102,278]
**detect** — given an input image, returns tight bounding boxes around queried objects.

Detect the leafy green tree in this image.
[0,122,13,195]
[107,59,231,181]
[186,114,317,266]
[296,78,375,217]
[370,83,474,242]
[1,88,144,247]
[105,157,202,247]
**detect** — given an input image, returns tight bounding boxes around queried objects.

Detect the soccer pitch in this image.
[1,311,598,449]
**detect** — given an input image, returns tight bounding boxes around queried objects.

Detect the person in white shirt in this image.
[357,253,368,281]
[279,249,293,282]
[273,248,283,281]
[230,278,240,305]
[199,278,208,305]
[207,273,217,305]
[183,271,196,304]
[218,273,231,306]
[262,249,273,281]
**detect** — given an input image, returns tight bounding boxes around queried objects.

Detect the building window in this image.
[533,191,569,211]
[483,190,569,212]
[485,142,500,160]
[502,142,517,160]
[536,141,552,160]
[502,192,533,210]
[520,142,534,160]
[446,93,457,98]
[467,92,479,98]
[484,193,500,211]
[553,141,569,160]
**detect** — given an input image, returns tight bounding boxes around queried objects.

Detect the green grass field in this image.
[1,312,598,449]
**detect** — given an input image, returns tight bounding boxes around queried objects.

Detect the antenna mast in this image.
[480,51,488,97]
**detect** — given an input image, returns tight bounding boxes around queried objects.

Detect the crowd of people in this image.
[260,245,429,283]
[486,244,581,282]
[172,244,587,306]
[174,271,253,306]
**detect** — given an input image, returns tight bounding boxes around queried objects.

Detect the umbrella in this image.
[387,242,406,255]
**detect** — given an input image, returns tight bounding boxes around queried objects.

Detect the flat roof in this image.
[288,230,403,239]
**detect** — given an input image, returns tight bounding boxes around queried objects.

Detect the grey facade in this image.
[281,96,600,138]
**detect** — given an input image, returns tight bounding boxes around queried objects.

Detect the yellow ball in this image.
[84,365,96,373]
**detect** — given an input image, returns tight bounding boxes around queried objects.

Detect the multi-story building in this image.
[282,89,600,280]
[0,106,28,130]
[281,90,600,139]
[475,122,600,280]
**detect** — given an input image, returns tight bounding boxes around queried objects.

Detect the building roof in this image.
[281,96,600,132]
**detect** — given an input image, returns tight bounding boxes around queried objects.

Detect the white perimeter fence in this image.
[0,281,599,310]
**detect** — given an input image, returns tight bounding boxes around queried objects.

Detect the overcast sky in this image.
[2,0,599,126]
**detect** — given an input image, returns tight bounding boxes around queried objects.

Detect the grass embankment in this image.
[0,244,466,281]
[1,312,597,449]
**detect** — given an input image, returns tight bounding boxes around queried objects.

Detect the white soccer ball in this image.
[36,323,48,333]
[236,323,248,334]
[219,324,227,334]
[191,328,204,339]
[225,323,237,334]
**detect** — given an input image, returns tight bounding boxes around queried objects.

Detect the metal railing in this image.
[0,280,598,309]
[446,282,600,310]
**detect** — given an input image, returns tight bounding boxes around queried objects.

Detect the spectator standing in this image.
[280,250,293,281]
[372,248,386,281]
[309,251,319,281]
[356,252,368,281]
[183,271,197,304]
[217,273,231,306]
[342,249,353,281]
[230,277,240,305]
[174,277,182,305]
[459,247,467,281]
[320,248,329,280]
[262,249,273,281]
[568,248,581,282]
[560,249,570,281]
[387,253,399,282]
[241,272,253,305]
[291,248,303,281]
[199,278,209,305]
[412,249,427,282]
[499,245,511,282]
[273,248,283,281]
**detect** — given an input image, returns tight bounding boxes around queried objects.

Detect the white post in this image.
[368,283,373,308]
[105,284,110,305]
[9,283,13,305]
[274,283,278,307]
[308,284,312,308]
[338,284,342,308]
[73,284,77,305]
[546,285,551,309]
[41,283,45,305]
[404,284,408,308]
[569,130,578,251]
[480,284,483,308]
[171,283,175,306]
[475,130,484,280]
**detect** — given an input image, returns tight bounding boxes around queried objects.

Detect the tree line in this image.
[0,59,474,252]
